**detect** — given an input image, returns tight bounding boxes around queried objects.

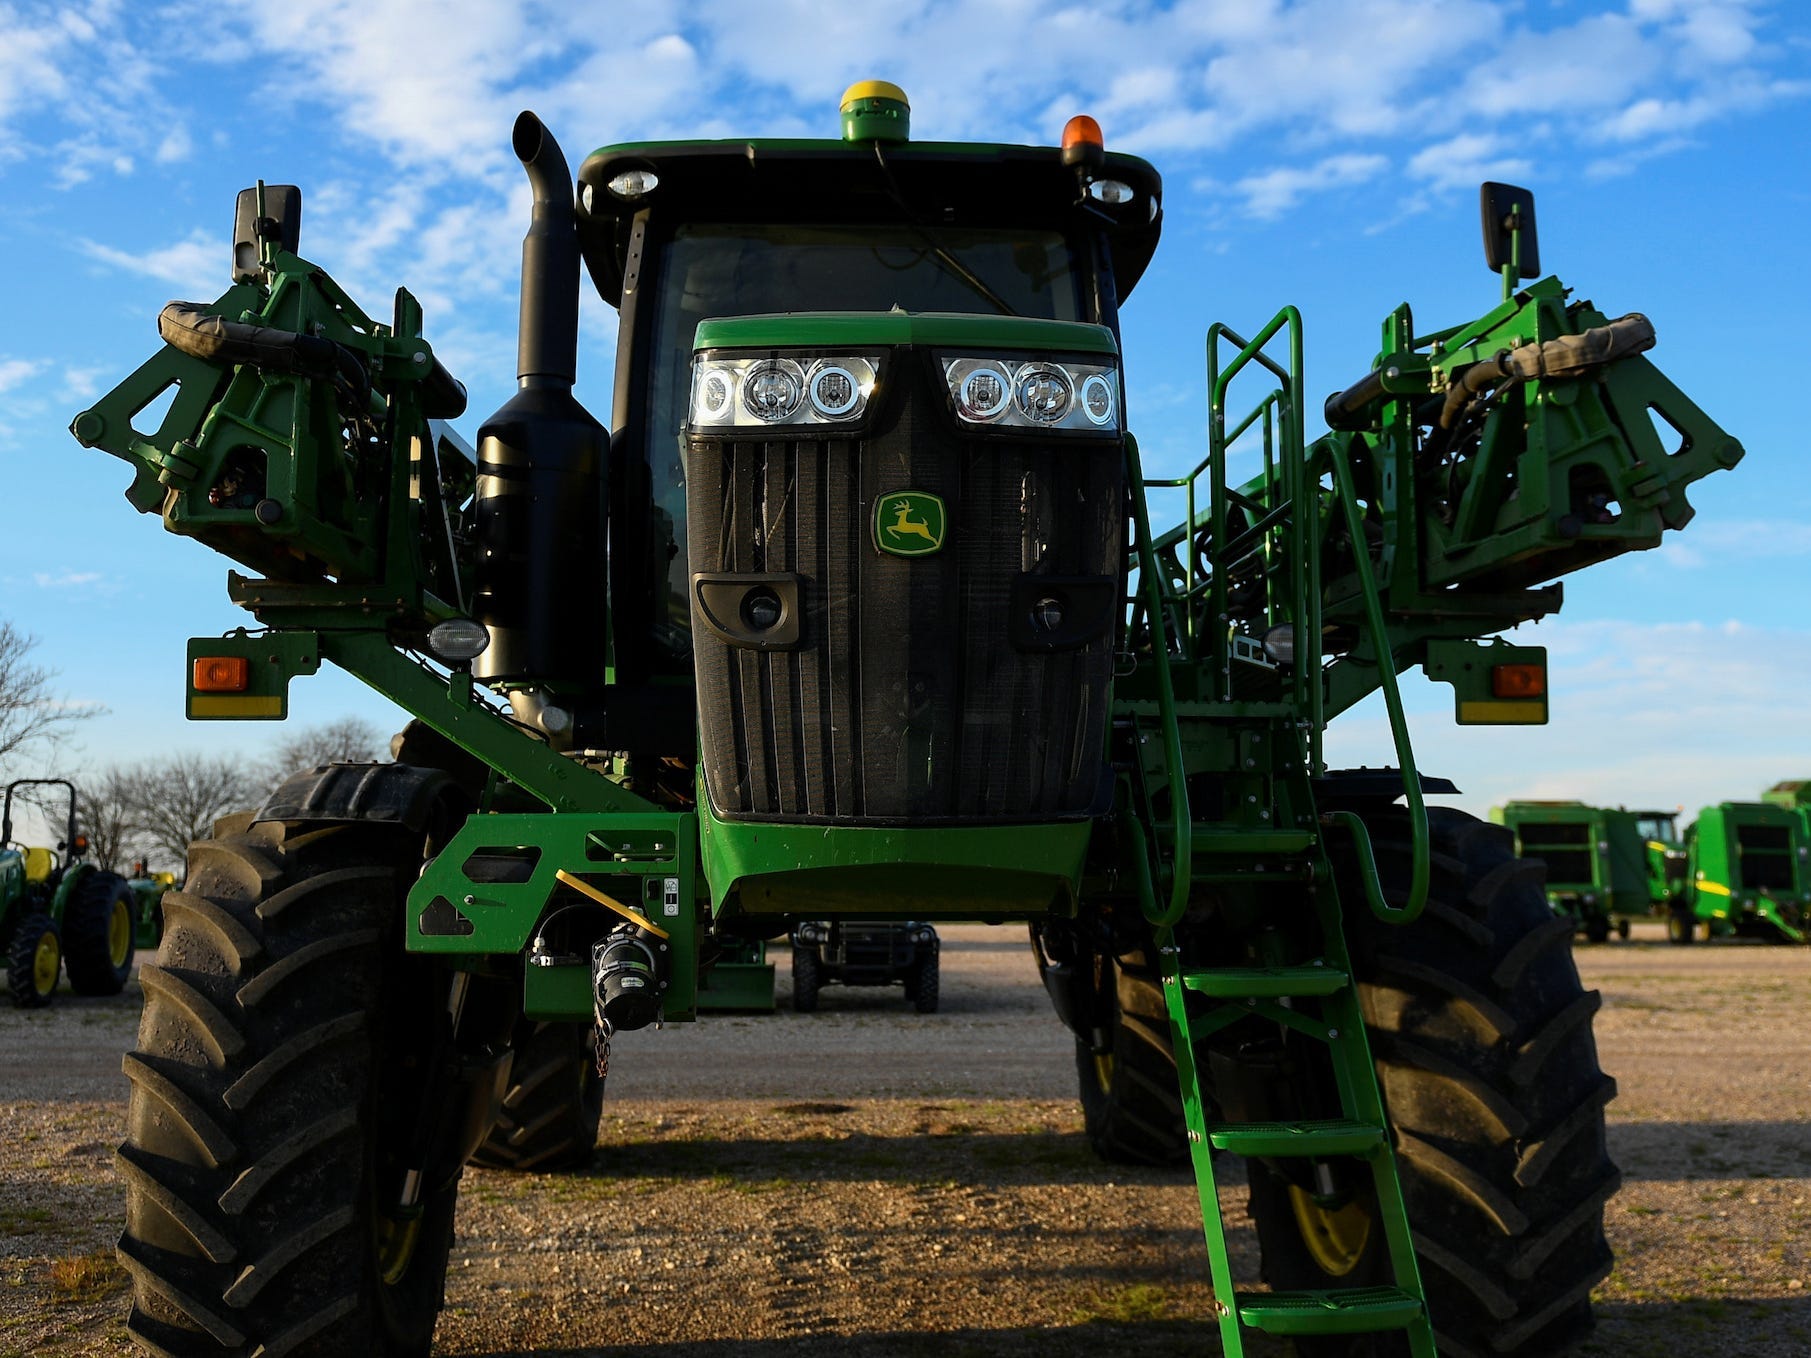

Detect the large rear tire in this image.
[469,1020,602,1172]
[1250,808,1618,1358]
[64,870,137,995]
[1074,935,1187,1166]
[118,821,463,1357]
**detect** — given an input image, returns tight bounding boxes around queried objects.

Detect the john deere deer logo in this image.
[874,491,946,557]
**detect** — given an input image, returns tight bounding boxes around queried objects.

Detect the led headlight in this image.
[690,354,879,429]
[743,360,804,421]
[942,356,1121,433]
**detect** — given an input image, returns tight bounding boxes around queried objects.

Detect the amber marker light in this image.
[194,656,251,692]
[1061,114,1105,169]
[1491,663,1546,699]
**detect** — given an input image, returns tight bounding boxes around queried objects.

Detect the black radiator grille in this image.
[686,358,1123,824]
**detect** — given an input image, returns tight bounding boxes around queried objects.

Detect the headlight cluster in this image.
[943,356,1121,433]
[689,354,879,429]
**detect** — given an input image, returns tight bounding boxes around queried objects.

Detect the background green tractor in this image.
[0,779,154,1006]
[1490,800,1648,941]
[1634,807,1689,922]
[75,83,1744,1358]
[1673,798,1811,944]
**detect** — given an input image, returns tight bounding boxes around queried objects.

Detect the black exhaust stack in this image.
[472,112,608,691]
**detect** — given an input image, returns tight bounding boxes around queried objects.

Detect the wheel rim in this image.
[1092,1049,1115,1093]
[108,898,132,967]
[374,1209,423,1287]
[32,932,59,995]
[1287,1184,1372,1277]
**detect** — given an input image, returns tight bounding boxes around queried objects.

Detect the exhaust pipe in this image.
[471,112,608,692]
[511,111,580,389]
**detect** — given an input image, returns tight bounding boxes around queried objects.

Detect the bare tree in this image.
[262,716,387,785]
[130,753,260,870]
[0,619,101,780]
[76,765,151,874]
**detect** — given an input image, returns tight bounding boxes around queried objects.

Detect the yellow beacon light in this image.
[841,80,910,143]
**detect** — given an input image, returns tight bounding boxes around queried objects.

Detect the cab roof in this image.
[574,138,1163,309]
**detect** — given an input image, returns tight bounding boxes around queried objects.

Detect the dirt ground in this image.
[2,922,1808,1357]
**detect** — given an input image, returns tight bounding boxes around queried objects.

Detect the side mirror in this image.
[1480,181,1540,280]
[232,184,303,284]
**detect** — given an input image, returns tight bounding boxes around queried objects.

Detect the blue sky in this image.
[0,0,1807,822]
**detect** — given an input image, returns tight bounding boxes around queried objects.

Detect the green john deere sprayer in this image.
[74,83,1743,1357]
[1673,796,1811,944]
[1490,801,1652,942]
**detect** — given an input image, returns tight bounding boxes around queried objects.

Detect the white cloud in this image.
[60,366,105,401]
[33,570,103,588]
[154,125,191,163]
[1407,132,1533,194]
[77,230,222,295]
[0,356,48,393]
[1327,616,1811,820]
[1235,152,1388,219]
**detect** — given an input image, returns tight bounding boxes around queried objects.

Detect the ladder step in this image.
[1184,964,1348,998]
[1236,1285,1424,1336]
[1205,1118,1383,1157]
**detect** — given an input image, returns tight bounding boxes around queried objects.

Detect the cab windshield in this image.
[640,223,1085,655]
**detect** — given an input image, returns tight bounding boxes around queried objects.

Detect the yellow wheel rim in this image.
[1092,1050,1115,1092]
[375,1212,422,1286]
[108,898,132,968]
[1288,1185,1373,1277]
[32,931,59,996]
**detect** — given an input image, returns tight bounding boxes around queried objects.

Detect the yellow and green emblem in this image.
[874,491,946,557]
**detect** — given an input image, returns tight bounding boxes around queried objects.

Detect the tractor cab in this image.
[573,84,1163,678]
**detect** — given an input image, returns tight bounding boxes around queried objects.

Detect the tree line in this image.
[78,717,386,873]
[1,617,385,874]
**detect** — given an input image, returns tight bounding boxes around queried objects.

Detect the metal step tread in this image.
[1184,964,1348,998]
[1236,1285,1424,1335]
[1205,1117,1383,1156]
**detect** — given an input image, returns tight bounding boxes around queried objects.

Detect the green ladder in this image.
[1148,875,1437,1356]
[1121,308,1438,1354]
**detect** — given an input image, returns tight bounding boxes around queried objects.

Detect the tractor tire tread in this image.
[469,1022,601,1173]
[160,893,264,967]
[64,872,137,995]
[118,823,458,1357]
[137,966,247,1064]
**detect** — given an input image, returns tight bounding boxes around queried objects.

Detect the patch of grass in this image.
[48,1251,126,1303]
[1072,1283,1172,1324]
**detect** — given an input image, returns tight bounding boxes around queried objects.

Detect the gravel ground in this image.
[1,922,1807,1357]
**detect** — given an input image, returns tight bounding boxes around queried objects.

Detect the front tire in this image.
[469,1021,602,1172]
[119,821,462,1357]
[1073,934,1186,1166]
[1667,904,1696,945]
[1252,808,1619,1358]
[7,911,60,1008]
[791,944,821,1013]
[64,871,137,995]
[909,943,940,1014]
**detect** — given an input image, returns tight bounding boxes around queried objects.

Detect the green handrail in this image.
[1126,434,1192,927]
[1320,440,1429,925]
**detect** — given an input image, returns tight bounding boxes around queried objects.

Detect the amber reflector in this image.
[1491,663,1546,698]
[194,656,250,692]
